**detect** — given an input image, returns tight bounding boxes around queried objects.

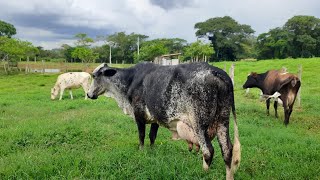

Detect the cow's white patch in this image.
[93,63,106,74]
[261,91,283,105]
[144,107,157,123]
[108,84,134,118]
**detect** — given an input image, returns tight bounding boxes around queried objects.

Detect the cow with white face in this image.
[88,62,240,180]
[51,72,91,100]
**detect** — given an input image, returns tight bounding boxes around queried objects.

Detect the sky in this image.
[0,0,319,49]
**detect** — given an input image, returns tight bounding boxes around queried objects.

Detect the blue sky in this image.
[0,0,319,49]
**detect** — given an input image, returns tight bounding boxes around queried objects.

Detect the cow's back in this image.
[135,63,233,125]
[56,72,91,89]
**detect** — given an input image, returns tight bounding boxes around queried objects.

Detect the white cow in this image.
[51,72,91,100]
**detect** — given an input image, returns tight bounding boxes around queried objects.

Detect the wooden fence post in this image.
[297,64,302,107]
[229,63,235,86]
[42,60,45,73]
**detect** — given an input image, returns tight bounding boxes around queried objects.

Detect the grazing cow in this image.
[51,72,91,100]
[243,70,301,125]
[87,62,240,179]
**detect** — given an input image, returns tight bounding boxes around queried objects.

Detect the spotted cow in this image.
[87,62,241,179]
[51,72,91,100]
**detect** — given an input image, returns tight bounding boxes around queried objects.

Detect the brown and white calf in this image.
[51,72,91,100]
[243,70,301,125]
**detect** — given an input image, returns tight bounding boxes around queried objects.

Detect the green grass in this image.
[0,58,319,179]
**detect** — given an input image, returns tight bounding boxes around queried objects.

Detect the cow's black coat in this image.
[88,62,240,178]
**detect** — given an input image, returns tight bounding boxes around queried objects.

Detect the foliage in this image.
[74,33,94,47]
[195,16,255,61]
[71,47,99,64]
[0,36,39,61]
[0,20,16,38]
[256,15,320,59]
[133,42,168,63]
[92,45,110,63]
[107,32,149,64]
[182,40,214,62]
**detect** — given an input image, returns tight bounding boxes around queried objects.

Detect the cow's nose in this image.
[87,93,97,99]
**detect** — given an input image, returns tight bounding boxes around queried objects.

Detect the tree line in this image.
[1,15,320,64]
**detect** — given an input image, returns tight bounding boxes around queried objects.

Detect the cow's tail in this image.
[231,92,241,173]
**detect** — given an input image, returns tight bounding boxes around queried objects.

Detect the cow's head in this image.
[87,63,117,99]
[243,72,258,89]
[51,87,59,100]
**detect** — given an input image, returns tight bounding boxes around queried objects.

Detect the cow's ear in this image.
[103,69,117,77]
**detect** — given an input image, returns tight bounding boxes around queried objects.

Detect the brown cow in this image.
[243,70,301,125]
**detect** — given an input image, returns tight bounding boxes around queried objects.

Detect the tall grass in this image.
[0,58,319,179]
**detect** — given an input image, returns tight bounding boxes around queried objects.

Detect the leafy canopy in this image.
[195,16,254,61]
[0,20,16,38]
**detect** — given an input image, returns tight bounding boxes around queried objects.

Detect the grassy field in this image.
[0,58,319,179]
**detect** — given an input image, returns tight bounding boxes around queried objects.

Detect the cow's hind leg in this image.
[274,101,278,118]
[195,126,214,170]
[217,120,233,180]
[149,123,159,147]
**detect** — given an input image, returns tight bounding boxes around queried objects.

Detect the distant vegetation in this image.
[1,15,320,68]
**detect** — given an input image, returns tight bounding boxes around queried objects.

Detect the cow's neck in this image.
[108,68,135,117]
[256,72,268,93]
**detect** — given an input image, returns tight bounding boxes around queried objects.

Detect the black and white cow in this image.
[87,62,240,179]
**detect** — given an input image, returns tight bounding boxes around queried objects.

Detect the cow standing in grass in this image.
[51,72,91,100]
[243,70,301,125]
[87,62,240,179]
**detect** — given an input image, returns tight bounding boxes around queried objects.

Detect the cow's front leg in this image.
[59,88,65,100]
[69,90,73,99]
[266,99,270,116]
[136,119,146,150]
[149,123,159,147]
[82,85,88,100]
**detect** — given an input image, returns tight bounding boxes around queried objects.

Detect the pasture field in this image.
[0,58,319,179]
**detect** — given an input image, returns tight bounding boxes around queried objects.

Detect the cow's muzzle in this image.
[87,93,98,99]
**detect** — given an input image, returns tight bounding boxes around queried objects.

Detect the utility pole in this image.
[108,41,113,65]
[137,36,140,55]
[109,44,112,65]
[137,36,140,62]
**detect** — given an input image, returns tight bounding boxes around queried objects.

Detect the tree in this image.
[0,36,38,73]
[74,33,94,47]
[195,16,255,61]
[284,15,320,58]
[61,44,76,62]
[133,43,168,63]
[71,47,99,69]
[256,28,290,59]
[0,20,16,38]
[107,32,148,64]
[182,41,214,62]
